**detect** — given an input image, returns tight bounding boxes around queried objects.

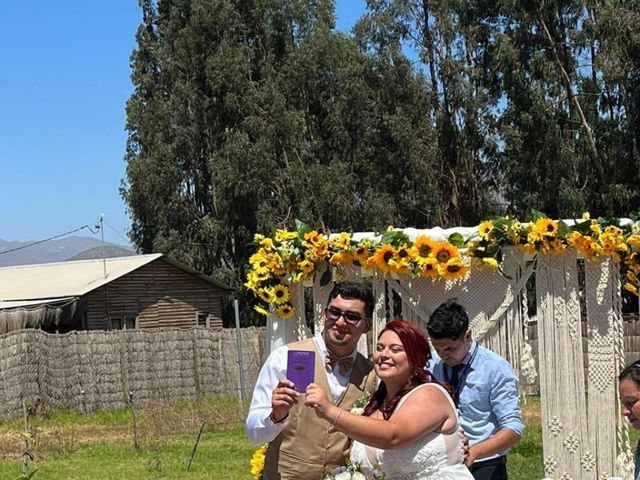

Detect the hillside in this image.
[0,236,133,267]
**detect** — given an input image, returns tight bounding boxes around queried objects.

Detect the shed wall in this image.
[86,259,226,330]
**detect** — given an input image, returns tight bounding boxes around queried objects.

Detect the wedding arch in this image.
[246,215,640,479]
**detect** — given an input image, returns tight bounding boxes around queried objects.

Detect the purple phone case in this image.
[287,350,315,393]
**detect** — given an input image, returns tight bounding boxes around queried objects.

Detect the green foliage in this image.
[122,0,640,325]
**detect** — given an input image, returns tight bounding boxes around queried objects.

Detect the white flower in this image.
[334,473,352,480]
[350,407,365,415]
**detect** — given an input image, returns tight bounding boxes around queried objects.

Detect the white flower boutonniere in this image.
[350,392,371,415]
[323,461,385,480]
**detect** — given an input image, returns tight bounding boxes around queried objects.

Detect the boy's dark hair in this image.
[327,281,374,319]
[426,299,469,340]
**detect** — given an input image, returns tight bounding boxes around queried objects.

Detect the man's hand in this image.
[270,378,300,423]
[459,428,472,466]
[304,383,333,419]
[465,445,479,467]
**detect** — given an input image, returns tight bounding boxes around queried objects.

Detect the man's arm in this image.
[466,361,524,465]
[245,346,299,445]
[466,429,521,466]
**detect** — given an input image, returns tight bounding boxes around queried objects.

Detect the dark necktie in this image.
[325,350,354,375]
[450,363,465,390]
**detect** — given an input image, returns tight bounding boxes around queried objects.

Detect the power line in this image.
[103,219,131,246]
[0,225,96,256]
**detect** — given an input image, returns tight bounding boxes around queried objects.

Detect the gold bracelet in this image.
[331,409,342,427]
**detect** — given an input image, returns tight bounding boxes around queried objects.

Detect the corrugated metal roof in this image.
[0,297,76,309]
[0,254,163,301]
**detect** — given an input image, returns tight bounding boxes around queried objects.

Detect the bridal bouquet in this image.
[323,461,385,480]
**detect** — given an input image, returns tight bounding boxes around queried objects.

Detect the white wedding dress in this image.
[349,383,474,479]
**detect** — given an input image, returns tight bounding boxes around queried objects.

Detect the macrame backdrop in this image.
[262,232,631,478]
[537,254,630,479]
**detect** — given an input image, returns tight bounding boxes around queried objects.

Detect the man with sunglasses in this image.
[246,281,378,479]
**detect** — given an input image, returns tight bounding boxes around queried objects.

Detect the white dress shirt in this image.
[245,334,358,445]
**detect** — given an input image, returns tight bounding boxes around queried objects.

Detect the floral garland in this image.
[245,213,640,319]
[250,444,267,479]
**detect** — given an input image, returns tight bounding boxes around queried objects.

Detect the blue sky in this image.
[0,0,366,246]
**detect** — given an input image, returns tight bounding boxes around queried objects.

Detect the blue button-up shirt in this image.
[429,341,524,458]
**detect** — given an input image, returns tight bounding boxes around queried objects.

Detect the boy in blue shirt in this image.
[427,299,524,480]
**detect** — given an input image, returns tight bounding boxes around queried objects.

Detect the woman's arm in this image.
[305,383,455,449]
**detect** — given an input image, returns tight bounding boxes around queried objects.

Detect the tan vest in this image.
[263,338,377,480]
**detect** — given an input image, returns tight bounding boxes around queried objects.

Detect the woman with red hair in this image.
[305,319,472,479]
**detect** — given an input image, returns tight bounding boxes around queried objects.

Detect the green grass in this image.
[0,396,544,479]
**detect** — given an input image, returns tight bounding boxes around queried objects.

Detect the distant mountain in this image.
[69,245,135,261]
[0,236,134,267]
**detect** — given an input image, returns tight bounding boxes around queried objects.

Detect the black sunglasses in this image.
[325,307,368,325]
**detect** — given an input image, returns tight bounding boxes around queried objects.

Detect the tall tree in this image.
[123,0,439,324]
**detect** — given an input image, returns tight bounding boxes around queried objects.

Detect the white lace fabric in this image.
[349,383,474,479]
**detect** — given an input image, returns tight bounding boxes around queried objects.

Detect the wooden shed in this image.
[0,254,232,333]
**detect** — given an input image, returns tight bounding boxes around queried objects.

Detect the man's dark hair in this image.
[327,281,374,319]
[426,299,469,340]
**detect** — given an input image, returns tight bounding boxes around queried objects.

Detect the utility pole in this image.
[99,213,107,278]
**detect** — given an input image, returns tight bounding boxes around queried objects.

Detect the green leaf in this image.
[320,267,332,287]
[572,219,592,235]
[379,230,410,247]
[295,219,311,238]
[448,232,465,247]
[557,221,571,237]
[530,209,547,221]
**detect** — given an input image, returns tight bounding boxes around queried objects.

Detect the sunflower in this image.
[271,285,291,304]
[297,259,315,275]
[411,236,436,263]
[628,235,640,250]
[526,230,543,245]
[605,225,623,237]
[305,240,329,262]
[303,230,323,247]
[250,444,268,479]
[519,242,537,255]
[372,244,397,272]
[549,239,566,254]
[481,257,499,269]
[257,288,273,303]
[625,282,639,296]
[478,220,494,239]
[254,305,270,317]
[438,258,469,280]
[329,250,354,266]
[627,252,640,266]
[276,304,295,319]
[533,218,558,237]
[260,238,275,251]
[353,241,371,264]
[418,258,439,278]
[505,222,522,244]
[590,221,602,236]
[432,242,459,264]
[331,232,352,251]
[274,229,298,243]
